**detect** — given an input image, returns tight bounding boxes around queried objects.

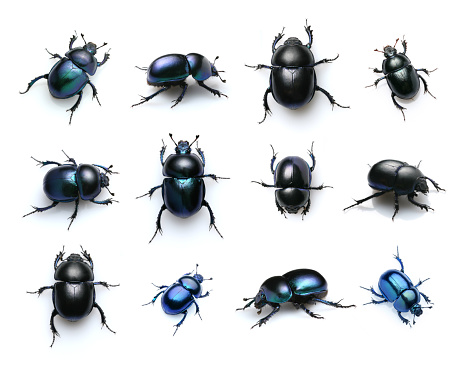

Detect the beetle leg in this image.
[199,173,229,182]
[171,82,188,108]
[19,74,48,94]
[202,200,223,238]
[251,304,280,328]
[366,76,386,88]
[259,87,273,124]
[307,184,332,190]
[93,302,116,334]
[314,298,356,309]
[307,142,316,172]
[252,180,276,188]
[275,198,287,218]
[142,289,166,306]
[198,291,211,299]
[407,193,433,213]
[343,190,388,211]
[272,28,285,53]
[293,303,324,319]
[69,31,78,49]
[401,38,407,54]
[90,197,117,205]
[390,92,406,121]
[160,142,167,166]
[313,54,339,67]
[31,156,62,167]
[394,247,405,272]
[94,281,119,289]
[414,278,430,288]
[237,298,255,311]
[87,80,101,106]
[269,145,278,174]
[360,286,385,299]
[301,198,311,219]
[193,300,202,320]
[304,21,313,48]
[23,201,59,218]
[45,48,62,59]
[150,204,167,242]
[136,184,162,199]
[196,80,227,98]
[364,298,388,306]
[397,311,411,326]
[131,85,171,107]
[50,309,60,347]
[424,177,445,192]
[173,310,188,336]
[66,90,83,124]
[67,199,80,230]
[97,50,110,67]
[54,247,65,269]
[316,86,349,109]
[27,285,53,296]
[371,68,383,73]
[416,73,436,99]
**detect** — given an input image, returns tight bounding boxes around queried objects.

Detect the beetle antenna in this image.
[104,186,115,196]
[242,297,254,301]
[394,38,400,47]
[373,49,385,54]
[81,33,87,44]
[189,135,200,147]
[96,42,108,50]
[169,133,178,146]
[416,160,422,168]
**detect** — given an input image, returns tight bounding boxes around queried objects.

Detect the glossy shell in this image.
[53,282,95,321]
[76,164,102,200]
[186,53,213,81]
[260,276,292,304]
[48,59,89,99]
[147,54,190,85]
[65,48,98,75]
[161,283,195,315]
[54,260,94,282]
[378,269,421,312]
[43,165,78,202]
[163,154,204,178]
[180,276,202,296]
[283,269,328,298]
[162,178,205,218]
[386,65,420,99]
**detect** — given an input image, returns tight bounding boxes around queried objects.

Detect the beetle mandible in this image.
[237,269,355,328]
[247,21,348,123]
[132,53,226,108]
[143,264,212,335]
[20,32,110,124]
[367,37,436,120]
[344,159,444,220]
[24,151,117,229]
[137,134,228,241]
[252,143,331,217]
[361,247,432,326]
[28,247,119,346]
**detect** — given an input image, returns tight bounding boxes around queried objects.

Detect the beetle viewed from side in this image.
[20,32,110,124]
[247,21,348,123]
[137,134,228,241]
[28,247,119,346]
[143,264,212,335]
[132,53,226,108]
[344,159,444,220]
[237,269,355,328]
[24,151,117,229]
[367,37,436,120]
[361,247,432,326]
[252,143,330,218]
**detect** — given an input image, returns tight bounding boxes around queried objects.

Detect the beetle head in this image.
[410,304,423,317]
[284,37,302,46]
[254,289,268,312]
[414,177,429,194]
[383,45,397,58]
[66,253,84,262]
[81,33,107,55]
[170,133,199,154]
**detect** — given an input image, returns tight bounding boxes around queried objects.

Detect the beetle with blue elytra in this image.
[247,21,348,123]
[132,53,226,108]
[252,142,331,217]
[24,151,117,229]
[361,248,432,326]
[367,37,436,120]
[20,32,110,124]
[28,247,119,346]
[143,264,212,335]
[137,134,228,241]
[237,269,355,328]
[344,159,444,220]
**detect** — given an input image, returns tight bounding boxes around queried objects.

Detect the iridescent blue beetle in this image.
[132,53,226,108]
[20,32,110,123]
[361,248,432,326]
[24,151,117,229]
[237,269,355,328]
[252,143,330,218]
[143,264,212,335]
[137,134,228,242]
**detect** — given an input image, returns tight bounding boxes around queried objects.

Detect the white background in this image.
[1,0,468,364]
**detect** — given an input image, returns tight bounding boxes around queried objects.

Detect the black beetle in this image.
[252,143,330,217]
[344,159,444,219]
[237,269,355,328]
[20,32,110,124]
[138,134,228,241]
[247,21,348,123]
[132,53,226,108]
[24,151,117,229]
[367,37,436,120]
[143,264,212,335]
[28,247,118,346]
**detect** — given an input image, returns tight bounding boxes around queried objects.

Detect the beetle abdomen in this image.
[53,282,94,321]
[283,269,328,297]
[43,165,78,202]
[147,54,190,85]
[275,157,311,188]
[275,188,309,213]
[271,67,315,109]
[48,59,89,99]
[378,269,414,303]
[386,65,420,99]
[163,178,204,218]
[161,284,193,315]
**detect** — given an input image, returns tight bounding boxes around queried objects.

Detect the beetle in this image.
[28,247,118,346]
[247,21,348,123]
[252,143,330,217]
[367,37,436,120]
[132,53,226,108]
[237,269,355,328]
[20,32,110,124]
[24,151,117,229]
[137,134,228,242]
[361,248,432,326]
[344,159,444,220]
[143,264,212,335]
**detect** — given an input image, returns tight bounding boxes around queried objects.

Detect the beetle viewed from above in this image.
[132,53,227,108]
[361,247,432,326]
[143,264,212,335]
[237,269,355,328]
[137,134,228,242]
[24,151,117,229]
[247,21,348,123]
[28,247,119,346]
[367,37,436,120]
[20,32,110,124]
[344,159,444,220]
[252,142,331,218]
